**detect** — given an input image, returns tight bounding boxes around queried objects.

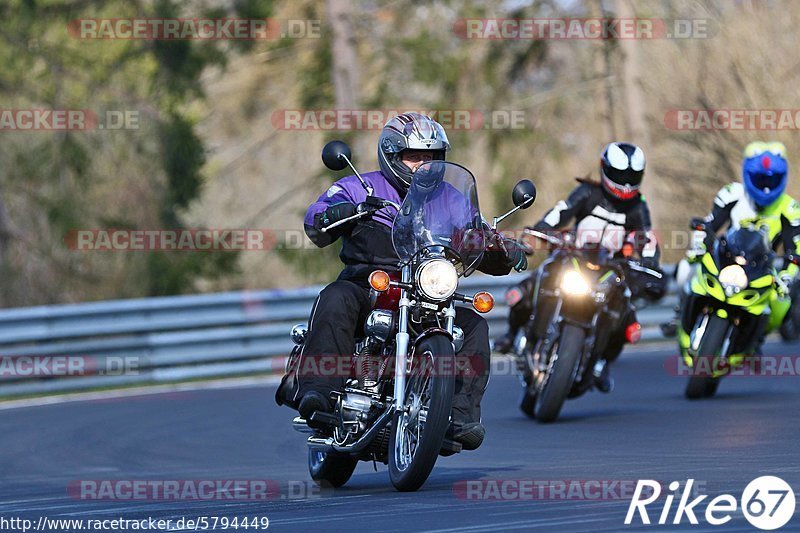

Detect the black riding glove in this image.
[320,202,356,228]
[503,238,528,272]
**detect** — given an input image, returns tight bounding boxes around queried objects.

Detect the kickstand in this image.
[372,456,378,472]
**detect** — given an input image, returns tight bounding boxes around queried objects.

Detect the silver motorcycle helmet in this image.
[378,112,451,191]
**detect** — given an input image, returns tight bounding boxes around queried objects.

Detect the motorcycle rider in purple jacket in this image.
[280,113,527,451]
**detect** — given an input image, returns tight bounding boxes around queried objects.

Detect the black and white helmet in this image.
[599,142,646,203]
[378,112,451,191]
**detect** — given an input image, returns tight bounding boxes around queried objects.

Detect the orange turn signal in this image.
[369,270,391,292]
[472,291,494,313]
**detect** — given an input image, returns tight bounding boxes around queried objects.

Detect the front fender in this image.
[412,328,454,352]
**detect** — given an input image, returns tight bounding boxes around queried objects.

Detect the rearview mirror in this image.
[321,140,352,171]
[512,179,537,209]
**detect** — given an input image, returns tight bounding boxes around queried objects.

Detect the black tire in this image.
[534,324,584,423]
[780,290,800,342]
[519,387,537,418]
[685,315,728,400]
[308,450,358,488]
[779,319,799,342]
[389,335,455,492]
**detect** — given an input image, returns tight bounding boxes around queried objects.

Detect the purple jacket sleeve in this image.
[304,179,357,248]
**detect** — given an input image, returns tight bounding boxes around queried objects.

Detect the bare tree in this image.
[327,0,360,109]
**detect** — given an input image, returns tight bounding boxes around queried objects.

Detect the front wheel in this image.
[780,288,800,341]
[389,335,455,492]
[534,324,584,423]
[685,315,728,400]
[308,450,358,488]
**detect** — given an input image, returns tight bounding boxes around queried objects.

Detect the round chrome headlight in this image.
[416,259,459,301]
[719,264,748,294]
[561,269,591,296]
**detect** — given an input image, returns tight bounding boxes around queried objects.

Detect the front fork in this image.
[393,265,412,412]
[392,264,456,412]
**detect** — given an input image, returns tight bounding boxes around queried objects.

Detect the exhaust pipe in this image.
[306,408,393,454]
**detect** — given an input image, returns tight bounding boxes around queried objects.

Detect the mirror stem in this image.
[339,154,373,196]
[491,197,534,229]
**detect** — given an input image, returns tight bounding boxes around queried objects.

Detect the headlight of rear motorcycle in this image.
[561,269,591,296]
[718,264,748,295]
[416,259,459,301]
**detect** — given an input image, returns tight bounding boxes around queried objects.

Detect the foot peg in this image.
[308,411,339,428]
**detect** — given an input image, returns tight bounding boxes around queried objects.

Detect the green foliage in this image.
[145,249,240,296]
[0,0,273,304]
[159,112,206,216]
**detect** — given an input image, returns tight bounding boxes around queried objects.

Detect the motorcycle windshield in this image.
[392,161,485,274]
[714,227,773,277]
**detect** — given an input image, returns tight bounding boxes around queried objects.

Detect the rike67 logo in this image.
[625,477,796,530]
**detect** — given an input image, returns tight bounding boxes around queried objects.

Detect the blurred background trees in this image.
[0,0,797,305]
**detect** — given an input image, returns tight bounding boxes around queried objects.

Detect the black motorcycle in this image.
[277,141,536,491]
[512,229,661,422]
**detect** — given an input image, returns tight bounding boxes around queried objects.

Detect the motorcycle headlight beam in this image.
[718,264,748,295]
[561,269,591,296]
[416,259,459,301]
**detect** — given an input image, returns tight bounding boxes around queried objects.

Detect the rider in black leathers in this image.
[495,142,667,391]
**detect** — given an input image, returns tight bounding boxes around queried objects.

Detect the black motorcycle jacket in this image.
[532,179,661,264]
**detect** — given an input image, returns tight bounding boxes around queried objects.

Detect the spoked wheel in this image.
[389,335,455,492]
[308,449,358,488]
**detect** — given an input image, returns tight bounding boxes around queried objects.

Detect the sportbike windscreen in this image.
[392,161,485,274]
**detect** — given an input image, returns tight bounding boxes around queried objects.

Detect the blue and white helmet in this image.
[742,141,788,208]
[378,112,450,191]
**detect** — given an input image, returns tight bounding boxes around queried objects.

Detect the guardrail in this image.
[0,269,677,397]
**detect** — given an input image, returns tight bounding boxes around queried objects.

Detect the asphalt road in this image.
[2,341,800,532]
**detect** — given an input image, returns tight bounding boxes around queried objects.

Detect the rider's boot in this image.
[592,360,615,393]
[660,307,680,338]
[447,421,485,451]
[298,391,334,431]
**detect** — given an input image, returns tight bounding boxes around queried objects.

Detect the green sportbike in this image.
[678,223,795,399]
